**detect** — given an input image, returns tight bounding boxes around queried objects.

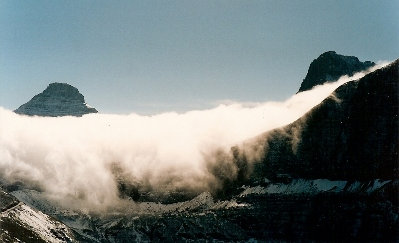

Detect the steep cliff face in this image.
[15,83,97,117]
[247,59,398,181]
[298,51,375,92]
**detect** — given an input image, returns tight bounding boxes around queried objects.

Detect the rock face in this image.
[15,82,98,117]
[298,51,375,92]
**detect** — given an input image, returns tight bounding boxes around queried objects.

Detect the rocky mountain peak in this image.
[298,51,375,92]
[42,82,84,101]
[14,82,98,117]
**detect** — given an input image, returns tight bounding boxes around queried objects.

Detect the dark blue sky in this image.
[1,0,398,114]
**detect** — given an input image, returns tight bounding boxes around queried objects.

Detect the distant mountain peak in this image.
[298,51,375,92]
[43,82,83,99]
[15,82,98,117]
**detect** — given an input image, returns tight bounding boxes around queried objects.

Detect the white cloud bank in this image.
[0,62,390,211]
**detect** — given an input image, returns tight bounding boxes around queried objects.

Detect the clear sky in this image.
[1,0,398,114]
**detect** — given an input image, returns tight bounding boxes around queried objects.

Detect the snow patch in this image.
[239,186,267,197]
[239,179,391,196]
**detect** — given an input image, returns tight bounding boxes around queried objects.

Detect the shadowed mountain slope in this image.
[243,59,398,181]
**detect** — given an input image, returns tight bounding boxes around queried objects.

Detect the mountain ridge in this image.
[0,188,75,242]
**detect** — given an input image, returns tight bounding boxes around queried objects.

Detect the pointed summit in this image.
[298,51,375,92]
[15,82,98,117]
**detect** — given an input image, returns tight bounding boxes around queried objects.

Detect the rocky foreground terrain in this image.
[0,190,75,242]
[8,179,395,242]
[2,52,398,242]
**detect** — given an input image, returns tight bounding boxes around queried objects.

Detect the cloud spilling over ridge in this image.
[0,62,389,211]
